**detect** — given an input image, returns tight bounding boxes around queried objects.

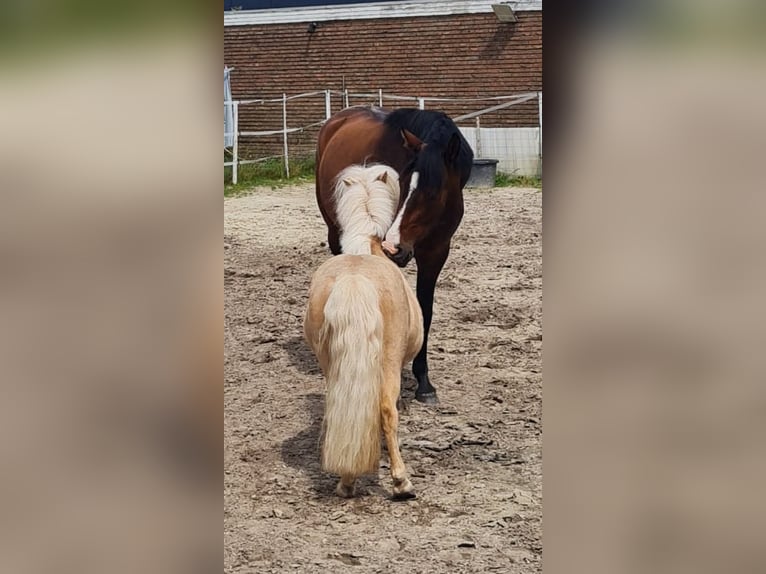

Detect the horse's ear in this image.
[401,129,424,152]
[376,171,388,184]
[444,133,461,164]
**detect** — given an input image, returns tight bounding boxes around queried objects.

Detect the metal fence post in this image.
[282,93,290,178]
[232,101,239,185]
[418,97,425,110]
[343,89,349,109]
[325,89,331,120]
[378,88,383,107]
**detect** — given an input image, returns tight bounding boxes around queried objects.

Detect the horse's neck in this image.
[369,238,386,258]
[340,235,385,257]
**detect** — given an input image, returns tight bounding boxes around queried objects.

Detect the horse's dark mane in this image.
[384,109,473,197]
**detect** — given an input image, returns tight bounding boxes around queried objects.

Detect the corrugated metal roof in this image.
[224,0,542,26]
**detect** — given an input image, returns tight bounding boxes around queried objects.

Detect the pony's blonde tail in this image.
[319,274,382,477]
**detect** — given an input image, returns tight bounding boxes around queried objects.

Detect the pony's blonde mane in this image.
[333,164,400,255]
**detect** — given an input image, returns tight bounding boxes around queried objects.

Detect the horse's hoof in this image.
[335,482,355,498]
[415,391,439,405]
[392,478,416,500]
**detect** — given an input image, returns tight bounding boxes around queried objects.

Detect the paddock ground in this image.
[224,183,542,573]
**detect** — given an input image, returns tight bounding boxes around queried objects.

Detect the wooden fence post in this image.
[475,115,482,159]
[537,91,542,176]
[232,101,239,185]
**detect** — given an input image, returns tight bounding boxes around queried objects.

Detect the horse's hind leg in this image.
[381,374,415,500]
[335,475,356,498]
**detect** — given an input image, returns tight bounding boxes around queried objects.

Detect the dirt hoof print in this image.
[392,490,417,501]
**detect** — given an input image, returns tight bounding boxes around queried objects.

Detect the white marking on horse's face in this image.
[385,172,419,246]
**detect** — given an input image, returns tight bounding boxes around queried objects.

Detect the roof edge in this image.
[225,0,542,27]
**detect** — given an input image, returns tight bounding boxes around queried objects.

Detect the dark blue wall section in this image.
[225,0,408,10]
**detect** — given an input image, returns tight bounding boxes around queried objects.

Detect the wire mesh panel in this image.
[452,94,541,177]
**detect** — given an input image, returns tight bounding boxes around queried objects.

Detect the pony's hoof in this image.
[392,478,416,500]
[415,391,439,405]
[335,482,355,498]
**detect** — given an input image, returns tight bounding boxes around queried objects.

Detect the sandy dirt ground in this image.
[224,183,541,573]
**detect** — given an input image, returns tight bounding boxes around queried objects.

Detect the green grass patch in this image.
[495,172,542,189]
[224,156,315,196]
[224,158,542,196]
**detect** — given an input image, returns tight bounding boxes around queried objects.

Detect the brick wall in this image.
[224,10,542,160]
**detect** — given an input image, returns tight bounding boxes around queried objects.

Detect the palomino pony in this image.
[316,106,473,403]
[304,163,423,499]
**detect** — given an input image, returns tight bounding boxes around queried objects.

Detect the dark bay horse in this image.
[315,106,473,403]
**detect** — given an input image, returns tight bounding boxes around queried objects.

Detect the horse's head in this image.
[382,128,464,267]
[334,163,401,255]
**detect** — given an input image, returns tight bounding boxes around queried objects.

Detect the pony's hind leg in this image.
[381,377,415,500]
[335,475,356,498]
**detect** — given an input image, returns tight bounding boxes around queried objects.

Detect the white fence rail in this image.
[224,89,541,184]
